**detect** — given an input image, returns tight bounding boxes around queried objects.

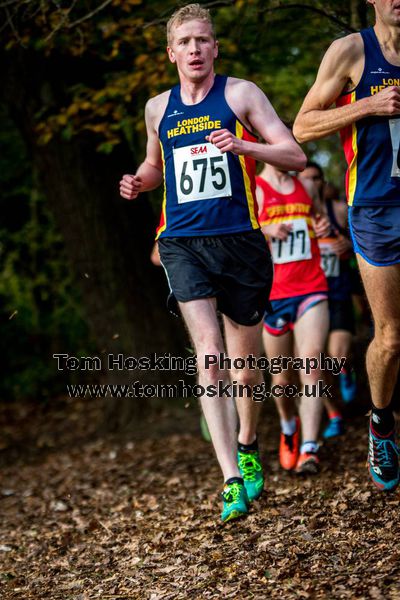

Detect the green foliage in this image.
[0,109,92,400]
[1,0,373,182]
[0,0,373,399]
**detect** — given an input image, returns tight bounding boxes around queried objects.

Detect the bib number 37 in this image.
[319,242,340,277]
[173,143,232,203]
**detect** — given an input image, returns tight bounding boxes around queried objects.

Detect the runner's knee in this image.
[230,368,261,388]
[271,374,292,388]
[374,323,400,358]
[197,348,224,380]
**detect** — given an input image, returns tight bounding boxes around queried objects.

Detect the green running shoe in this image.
[220,480,249,523]
[237,450,264,501]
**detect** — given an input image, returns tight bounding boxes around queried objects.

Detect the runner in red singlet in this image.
[257,163,330,474]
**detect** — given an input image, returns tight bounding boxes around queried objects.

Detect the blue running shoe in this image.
[368,422,400,492]
[323,416,344,440]
[339,371,357,404]
[221,480,249,523]
[237,450,264,501]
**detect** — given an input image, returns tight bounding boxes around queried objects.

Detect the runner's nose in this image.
[188,40,201,54]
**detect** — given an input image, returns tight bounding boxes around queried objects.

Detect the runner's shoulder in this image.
[225,77,264,115]
[145,90,171,122]
[325,33,364,72]
[226,77,260,96]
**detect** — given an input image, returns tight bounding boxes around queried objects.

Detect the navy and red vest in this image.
[156,75,259,238]
[337,27,400,206]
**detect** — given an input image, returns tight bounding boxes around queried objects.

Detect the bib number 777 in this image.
[173,142,232,203]
[270,219,311,264]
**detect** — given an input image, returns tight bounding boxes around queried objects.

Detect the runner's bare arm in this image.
[301,178,325,216]
[208,79,306,171]
[331,234,352,256]
[332,200,349,230]
[255,184,264,216]
[330,200,352,255]
[261,222,292,241]
[119,97,164,200]
[256,185,292,240]
[293,35,400,143]
[301,178,330,237]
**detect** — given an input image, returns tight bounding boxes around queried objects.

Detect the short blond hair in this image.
[167,3,215,45]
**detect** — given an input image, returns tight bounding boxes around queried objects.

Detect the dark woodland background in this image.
[5,5,400,600]
[0,0,371,412]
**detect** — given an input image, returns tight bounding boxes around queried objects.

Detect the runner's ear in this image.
[214,39,219,59]
[167,46,176,63]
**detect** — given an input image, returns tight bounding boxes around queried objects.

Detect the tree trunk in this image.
[1,48,189,429]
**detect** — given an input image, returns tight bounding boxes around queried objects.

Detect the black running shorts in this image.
[158,230,273,326]
[328,298,355,334]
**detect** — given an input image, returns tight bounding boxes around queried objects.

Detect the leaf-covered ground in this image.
[1,396,400,600]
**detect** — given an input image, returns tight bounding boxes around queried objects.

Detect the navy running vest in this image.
[337,27,400,206]
[156,75,259,238]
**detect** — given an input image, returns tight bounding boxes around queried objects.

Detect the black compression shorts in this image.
[328,298,355,334]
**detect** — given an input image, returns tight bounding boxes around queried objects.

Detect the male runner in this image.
[294,0,400,491]
[119,4,306,521]
[299,162,357,440]
[256,164,330,474]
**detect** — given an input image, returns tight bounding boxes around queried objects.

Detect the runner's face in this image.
[167,20,218,82]
[299,167,324,194]
[368,0,400,26]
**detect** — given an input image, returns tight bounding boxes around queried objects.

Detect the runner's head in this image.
[166,4,218,82]
[299,161,325,196]
[323,181,340,202]
[167,4,215,45]
[367,0,400,27]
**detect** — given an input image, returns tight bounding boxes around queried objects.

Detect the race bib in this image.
[173,143,232,204]
[270,218,311,264]
[319,241,340,277]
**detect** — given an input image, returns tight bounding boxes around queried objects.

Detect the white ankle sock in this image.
[301,441,319,454]
[280,417,297,436]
